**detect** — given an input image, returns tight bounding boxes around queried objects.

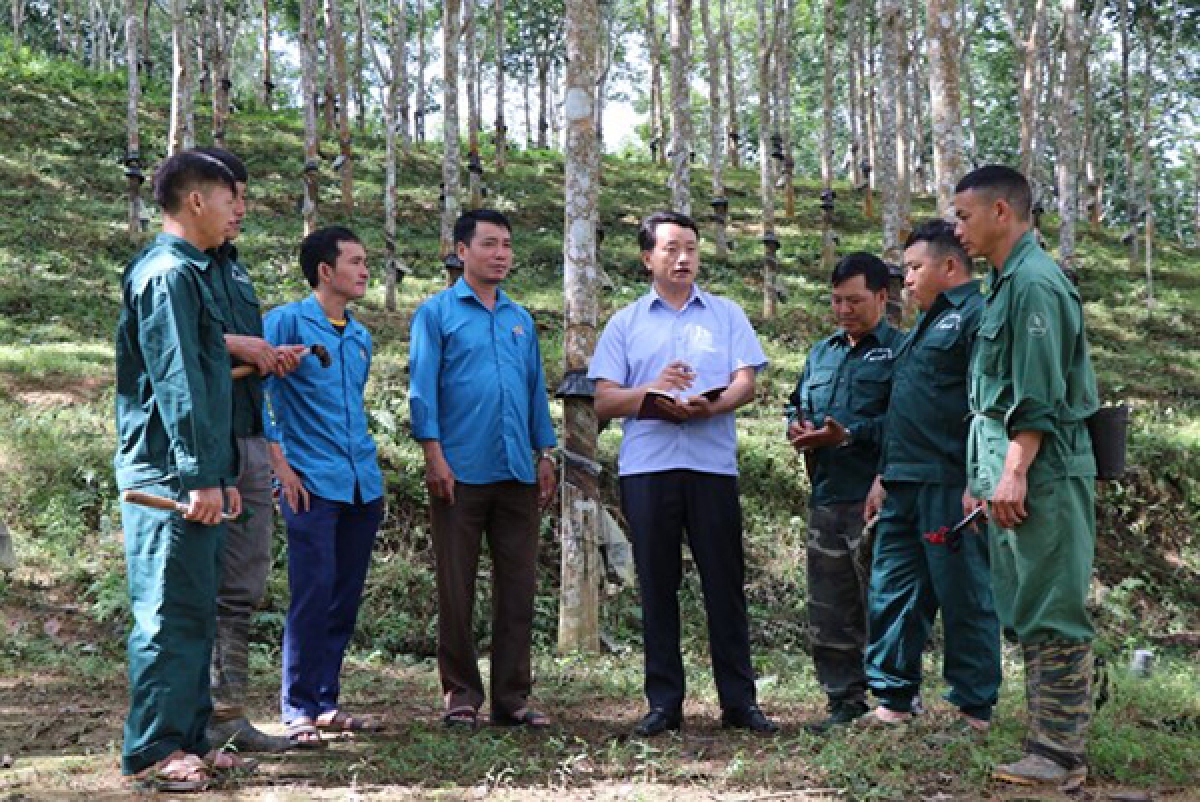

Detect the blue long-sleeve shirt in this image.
[408,278,557,485]
[262,294,383,503]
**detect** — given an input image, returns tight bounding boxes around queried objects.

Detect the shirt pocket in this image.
[803,368,836,421]
[851,361,892,415]
[922,329,968,386]
[975,317,1007,376]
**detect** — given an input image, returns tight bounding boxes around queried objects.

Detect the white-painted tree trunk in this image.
[559,0,602,655]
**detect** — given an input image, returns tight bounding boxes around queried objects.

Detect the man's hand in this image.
[226,334,279,376]
[274,344,308,376]
[651,361,696,395]
[988,468,1028,529]
[537,455,557,509]
[786,419,816,453]
[224,487,242,519]
[864,475,886,522]
[680,394,719,420]
[425,452,457,504]
[962,488,986,527]
[275,459,310,513]
[184,487,226,526]
[789,417,849,451]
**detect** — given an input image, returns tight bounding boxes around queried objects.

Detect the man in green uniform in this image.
[114,151,248,791]
[787,253,905,733]
[861,220,1001,731]
[197,148,305,753]
[954,165,1099,789]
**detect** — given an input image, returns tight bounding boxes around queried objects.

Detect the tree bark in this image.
[354,0,366,133]
[877,0,903,262]
[668,0,692,215]
[757,0,777,319]
[324,0,355,212]
[559,0,602,655]
[125,0,142,242]
[207,0,243,147]
[1055,0,1084,268]
[465,0,483,208]
[167,0,194,154]
[1140,10,1155,308]
[846,0,863,187]
[776,0,795,219]
[495,0,507,171]
[820,0,836,269]
[927,0,964,215]
[699,0,727,259]
[415,0,427,142]
[647,0,665,164]
[894,6,911,238]
[12,0,24,48]
[1118,0,1137,262]
[442,0,462,259]
[718,0,738,169]
[300,0,321,234]
[1004,0,1046,181]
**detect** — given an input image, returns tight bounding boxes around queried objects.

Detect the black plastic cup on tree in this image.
[1088,403,1130,481]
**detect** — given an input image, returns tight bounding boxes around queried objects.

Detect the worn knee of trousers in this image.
[1026,640,1093,770]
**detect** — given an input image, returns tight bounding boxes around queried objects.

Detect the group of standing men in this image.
[113,149,1098,793]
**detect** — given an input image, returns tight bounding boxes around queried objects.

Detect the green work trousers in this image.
[121,482,224,775]
[865,482,1001,719]
[989,476,1095,644]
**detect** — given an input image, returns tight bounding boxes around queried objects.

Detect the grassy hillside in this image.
[1,51,1198,798]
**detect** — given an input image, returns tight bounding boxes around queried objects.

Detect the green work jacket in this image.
[114,233,237,491]
[789,319,905,506]
[968,232,1099,497]
[209,243,266,438]
[880,280,984,485]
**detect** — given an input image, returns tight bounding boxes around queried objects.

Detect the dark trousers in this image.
[280,493,382,724]
[430,481,540,715]
[121,481,223,774]
[806,502,872,707]
[620,470,757,715]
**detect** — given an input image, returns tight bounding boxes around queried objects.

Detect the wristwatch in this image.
[838,426,854,448]
[537,448,558,465]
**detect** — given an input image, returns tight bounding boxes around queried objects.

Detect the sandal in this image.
[284,717,328,750]
[492,708,551,729]
[131,751,211,793]
[442,706,479,729]
[315,709,384,733]
[204,749,260,776]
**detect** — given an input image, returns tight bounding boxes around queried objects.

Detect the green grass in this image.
[0,49,1198,798]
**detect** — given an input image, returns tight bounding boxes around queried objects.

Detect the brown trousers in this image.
[430,481,540,715]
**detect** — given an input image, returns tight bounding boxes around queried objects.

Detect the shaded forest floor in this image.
[1,51,1199,799]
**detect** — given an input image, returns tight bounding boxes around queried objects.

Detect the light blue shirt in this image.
[408,278,557,485]
[588,286,768,477]
[263,294,384,503]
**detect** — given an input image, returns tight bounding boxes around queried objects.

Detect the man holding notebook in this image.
[589,211,776,738]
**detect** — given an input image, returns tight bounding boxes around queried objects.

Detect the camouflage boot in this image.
[995,640,1091,790]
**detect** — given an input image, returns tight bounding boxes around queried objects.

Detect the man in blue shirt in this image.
[263,226,385,746]
[409,209,558,729]
[788,253,904,734]
[590,211,777,738]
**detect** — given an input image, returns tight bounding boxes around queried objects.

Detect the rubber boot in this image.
[209,615,293,753]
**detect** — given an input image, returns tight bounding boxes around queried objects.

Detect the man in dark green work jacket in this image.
[955,165,1099,789]
[860,220,1001,731]
[114,151,252,790]
[197,148,306,753]
[787,253,905,733]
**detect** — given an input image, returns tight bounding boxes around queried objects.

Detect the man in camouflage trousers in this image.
[788,253,904,733]
[954,165,1100,789]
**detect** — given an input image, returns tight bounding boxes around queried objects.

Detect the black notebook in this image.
[635,386,727,423]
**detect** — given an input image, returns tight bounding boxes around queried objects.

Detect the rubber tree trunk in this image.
[756,0,776,320]
[668,0,692,215]
[820,0,836,270]
[1119,0,1137,263]
[325,0,355,212]
[495,0,507,171]
[261,0,273,108]
[776,0,795,219]
[647,0,665,164]
[167,0,194,154]
[1055,0,1085,268]
[1140,10,1155,308]
[846,0,863,188]
[559,0,603,655]
[718,0,738,169]
[927,0,964,215]
[1008,0,1046,181]
[125,0,142,243]
[465,0,483,209]
[877,0,903,263]
[699,0,727,259]
[416,0,427,142]
[300,0,321,235]
[442,0,462,260]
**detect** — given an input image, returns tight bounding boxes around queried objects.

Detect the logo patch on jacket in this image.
[1027,314,1048,338]
[937,313,962,331]
[863,347,893,362]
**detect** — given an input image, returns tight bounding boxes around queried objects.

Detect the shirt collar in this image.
[830,317,891,348]
[453,276,512,310]
[300,293,357,328]
[941,278,982,308]
[155,233,215,271]
[998,230,1038,281]
[210,241,239,265]
[647,284,708,311]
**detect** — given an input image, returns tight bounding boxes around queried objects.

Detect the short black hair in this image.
[638,211,699,252]
[152,150,237,213]
[904,219,971,273]
[193,146,249,183]
[454,209,512,246]
[300,226,362,289]
[831,252,890,292]
[954,165,1032,221]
